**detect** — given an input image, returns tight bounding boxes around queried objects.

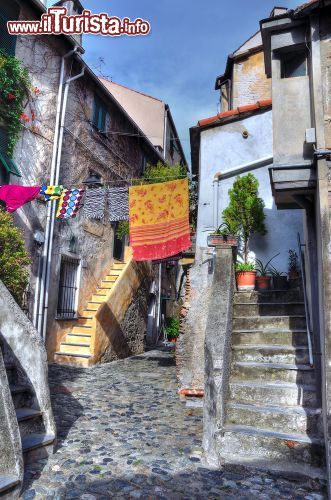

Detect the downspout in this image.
[41,63,85,341]
[36,46,79,332]
[163,105,168,160]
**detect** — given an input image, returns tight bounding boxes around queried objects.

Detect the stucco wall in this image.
[320,9,331,148]
[197,110,303,272]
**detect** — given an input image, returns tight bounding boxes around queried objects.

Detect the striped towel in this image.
[108,187,129,222]
[83,188,106,220]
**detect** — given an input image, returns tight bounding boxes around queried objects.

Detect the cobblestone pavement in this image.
[23,348,327,499]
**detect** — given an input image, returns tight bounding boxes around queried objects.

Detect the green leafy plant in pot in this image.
[269,265,288,290]
[206,221,239,247]
[222,173,267,291]
[165,317,180,343]
[255,253,280,291]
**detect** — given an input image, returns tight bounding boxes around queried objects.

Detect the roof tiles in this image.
[197,99,272,128]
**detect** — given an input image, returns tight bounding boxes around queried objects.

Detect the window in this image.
[281,49,308,78]
[0,8,17,55]
[56,256,81,319]
[0,128,21,179]
[92,95,107,132]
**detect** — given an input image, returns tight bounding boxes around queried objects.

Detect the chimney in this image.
[269,6,288,17]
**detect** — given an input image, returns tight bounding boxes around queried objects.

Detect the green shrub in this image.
[116,220,129,239]
[0,209,30,305]
[165,317,180,338]
[223,173,267,263]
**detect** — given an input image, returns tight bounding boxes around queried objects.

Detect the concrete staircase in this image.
[219,289,325,477]
[54,259,128,367]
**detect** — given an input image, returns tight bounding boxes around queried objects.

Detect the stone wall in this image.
[176,247,213,391]
[100,277,150,363]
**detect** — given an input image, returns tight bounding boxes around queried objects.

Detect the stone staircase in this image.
[219,289,325,477]
[54,259,128,367]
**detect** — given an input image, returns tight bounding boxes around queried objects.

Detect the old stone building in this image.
[0,0,186,367]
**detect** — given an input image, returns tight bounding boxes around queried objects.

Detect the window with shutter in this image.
[0,128,21,178]
[92,95,107,132]
[0,8,17,56]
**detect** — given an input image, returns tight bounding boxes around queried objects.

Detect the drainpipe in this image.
[41,64,85,341]
[36,47,78,332]
[163,105,168,160]
[36,46,81,335]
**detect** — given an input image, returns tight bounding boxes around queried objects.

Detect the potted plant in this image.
[288,249,300,280]
[207,222,239,247]
[269,265,288,290]
[255,253,280,291]
[165,318,180,343]
[222,173,267,291]
[235,262,256,291]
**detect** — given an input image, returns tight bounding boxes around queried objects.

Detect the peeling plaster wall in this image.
[320,10,331,148]
[232,51,271,108]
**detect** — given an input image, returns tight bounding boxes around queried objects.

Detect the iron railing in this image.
[297,232,314,367]
[56,255,79,319]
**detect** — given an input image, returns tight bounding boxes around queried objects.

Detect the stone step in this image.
[233,315,307,331]
[108,270,121,276]
[229,380,318,408]
[66,333,92,343]
[77,317,94,327]
[232,329,308,346]
[112,263,126,269]
[54,352,91,368]
[59,342,90,355]
[232,345,310,364]
[10,385,33,409]
[219,425,324,468]
[233,302,305,317]
[100,281,115,289]
[0,476,20,494]
[234,290,303,304]
[72,325,94,334]
[231,362,315,385]
[226,402,323,438]
[86,303,100,311]
[78,313,94,320]
[16,408,45,437]
[22,433,55,464]
[103,276,118,282]
[5,364,18,385]
[90,295,107,303]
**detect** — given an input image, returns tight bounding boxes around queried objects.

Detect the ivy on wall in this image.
[0,50,32,156]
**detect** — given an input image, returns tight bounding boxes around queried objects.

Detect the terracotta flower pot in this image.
[256,276,271,291]
[236,271,256,291]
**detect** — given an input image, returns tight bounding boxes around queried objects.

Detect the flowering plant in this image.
[0,50,32,155]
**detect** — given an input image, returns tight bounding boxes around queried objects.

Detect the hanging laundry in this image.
[108,187,129,222]
[129,178,191,261]
[56,188,84,219]
[0,185,41,213]
[40,184,64,201]
[83,187,106,220]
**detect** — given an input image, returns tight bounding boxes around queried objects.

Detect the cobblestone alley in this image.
[22,348,327,499]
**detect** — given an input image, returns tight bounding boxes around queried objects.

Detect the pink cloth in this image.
[0,185,41,213]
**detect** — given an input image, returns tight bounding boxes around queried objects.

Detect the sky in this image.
[80,0,300,164]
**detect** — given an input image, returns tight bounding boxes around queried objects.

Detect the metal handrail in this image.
[297,232,314,367]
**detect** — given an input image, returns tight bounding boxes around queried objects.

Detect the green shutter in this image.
[0,10,16,55]
[0,128,21,177]
[93,95,107,132]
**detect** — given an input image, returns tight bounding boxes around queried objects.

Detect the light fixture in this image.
[82,171,103,188]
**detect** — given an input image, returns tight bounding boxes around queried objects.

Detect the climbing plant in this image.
[0,50,32,156]
[0,208,31,306]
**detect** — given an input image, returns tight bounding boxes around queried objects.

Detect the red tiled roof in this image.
[197,99,272,128]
